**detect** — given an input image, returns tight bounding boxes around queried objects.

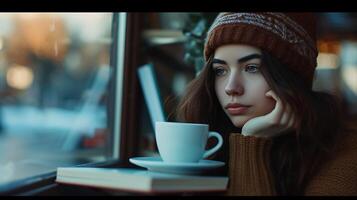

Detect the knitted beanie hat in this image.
[204,12,318,87]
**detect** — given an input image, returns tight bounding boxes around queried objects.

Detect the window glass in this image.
[0,13,114,185]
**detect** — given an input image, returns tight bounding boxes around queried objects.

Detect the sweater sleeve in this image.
[304,133,357,195]
[226,133,276,196]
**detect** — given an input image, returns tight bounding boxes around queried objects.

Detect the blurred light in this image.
[143,29,186,46]
[6,65,34,90]
[340,41,357,65]
[60,13,112,43]
[17,12,55,20]
[0,36,3,50]
[173,73,188,97]
[323,13,351,28]
[0,162,15,184]
[317,53,339,69]
[342,66,357,95]
[317,39,340,54]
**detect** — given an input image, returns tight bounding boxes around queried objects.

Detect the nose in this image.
[225,73,244,96]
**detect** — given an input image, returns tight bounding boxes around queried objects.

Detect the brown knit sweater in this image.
[226,131,357,196]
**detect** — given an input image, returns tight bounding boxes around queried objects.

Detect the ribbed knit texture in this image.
[226,132,357,196]
[227,133,276,195]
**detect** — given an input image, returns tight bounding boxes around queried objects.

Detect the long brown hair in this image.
[176,51,347,195]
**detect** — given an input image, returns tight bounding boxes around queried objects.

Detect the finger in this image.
[280,107,291,127]
[265,90,275,99]
[280,104,291,125]
[266,90,284,123]
[271,109,293,136]
[287,113,296,130]
[287,114,294,127]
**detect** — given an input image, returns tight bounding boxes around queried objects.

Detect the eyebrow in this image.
[212,53,262,65]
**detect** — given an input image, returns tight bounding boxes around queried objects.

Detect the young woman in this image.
[177,12,357,195]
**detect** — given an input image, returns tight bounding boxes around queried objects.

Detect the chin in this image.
[229,115,251,128]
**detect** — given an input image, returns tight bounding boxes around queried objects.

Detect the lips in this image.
[225,103,250,115]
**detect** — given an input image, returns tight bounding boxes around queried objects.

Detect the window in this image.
[0,13,121,186]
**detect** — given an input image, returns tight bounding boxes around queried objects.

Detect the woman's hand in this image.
[241,90,296,138]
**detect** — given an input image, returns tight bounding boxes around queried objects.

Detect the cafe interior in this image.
[0,12,356,195]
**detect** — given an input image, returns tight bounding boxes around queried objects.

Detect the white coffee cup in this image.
[155,121,223,163]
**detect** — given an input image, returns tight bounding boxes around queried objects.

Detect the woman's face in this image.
[213,44,276,128]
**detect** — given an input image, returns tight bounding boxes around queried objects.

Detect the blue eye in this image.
[213,67,227,76]
[245,64,260,73]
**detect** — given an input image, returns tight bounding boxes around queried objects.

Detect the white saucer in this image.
[129,157,225,175]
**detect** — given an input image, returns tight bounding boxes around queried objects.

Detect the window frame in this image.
[0,12,145,195]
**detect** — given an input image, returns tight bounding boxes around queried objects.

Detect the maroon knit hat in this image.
[204,12,318,87]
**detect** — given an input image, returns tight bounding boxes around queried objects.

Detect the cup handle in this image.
[203,131,223,159]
